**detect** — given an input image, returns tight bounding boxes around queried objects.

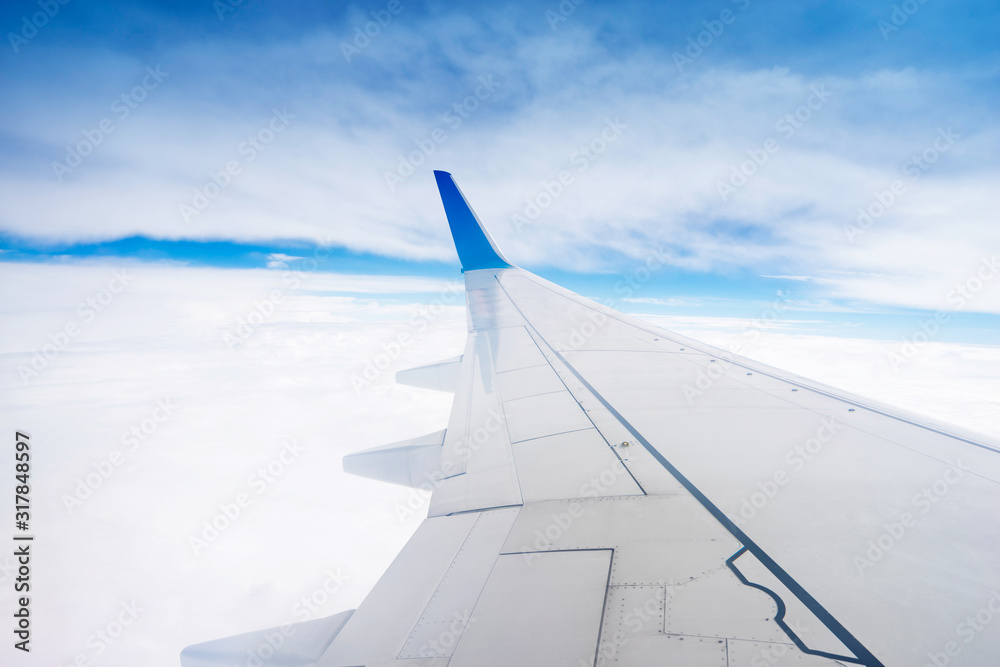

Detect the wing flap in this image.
[180,611,355,667]
[396,356,464,392]
[343,430,445,489]
[318,513,480,665]
[449,550,612,667]
[318,509,519,665]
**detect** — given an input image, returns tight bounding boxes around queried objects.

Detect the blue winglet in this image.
[434,171,513,271]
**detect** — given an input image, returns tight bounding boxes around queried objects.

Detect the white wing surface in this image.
[183,171,1000,667]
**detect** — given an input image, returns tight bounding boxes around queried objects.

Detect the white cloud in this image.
[761,275,836,284]
[2,20,998,315]
[1,260,997,666]
[621,296,688,306]
[265,252,305,268]
[0,261,466,665]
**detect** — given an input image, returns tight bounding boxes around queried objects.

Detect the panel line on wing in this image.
[504,426,593,445]
[508,272,1000,456]
[397,507,521,659]
[428,329,524,517]
[448,548,615,667]
[726,547,863,664]
[546,345,884,666]
[485,316,648,495]
[445,504,523,516]
[500,274,1000,490]
[492,274,886,667]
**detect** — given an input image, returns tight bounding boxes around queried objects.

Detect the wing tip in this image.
[433,171,513,272]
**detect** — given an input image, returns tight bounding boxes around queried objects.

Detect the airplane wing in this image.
[182,171,1000,667]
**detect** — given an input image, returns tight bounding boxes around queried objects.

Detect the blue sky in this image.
[2,5,1000,664]
[1,0,999,341]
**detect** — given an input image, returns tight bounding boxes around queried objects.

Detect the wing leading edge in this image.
[183,172,1000,667]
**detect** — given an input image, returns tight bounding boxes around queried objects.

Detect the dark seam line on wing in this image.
[500,547,615,555]
[503,389,571,403]
[446,504,523,516]
[726,547,863,664]
[550,344,884,667]
[506,321,648,495]
[517,273,1000,456]
[509,426,595,445]
[495,362,551,375]
[492,276,885,667]
[510,324,648,494]
[595,547,616,667]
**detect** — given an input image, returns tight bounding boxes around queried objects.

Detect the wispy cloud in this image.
[762,275,837,284]
[621,296,689,306]
[1,2,998,317]
[265,252,305,269]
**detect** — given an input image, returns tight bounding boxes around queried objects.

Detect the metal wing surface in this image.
[182,171,1000,667]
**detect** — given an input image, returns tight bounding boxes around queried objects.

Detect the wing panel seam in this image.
[493,274,885,667]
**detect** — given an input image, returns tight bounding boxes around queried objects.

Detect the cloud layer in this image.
[2,1,999,314]
[1,261,998,665]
